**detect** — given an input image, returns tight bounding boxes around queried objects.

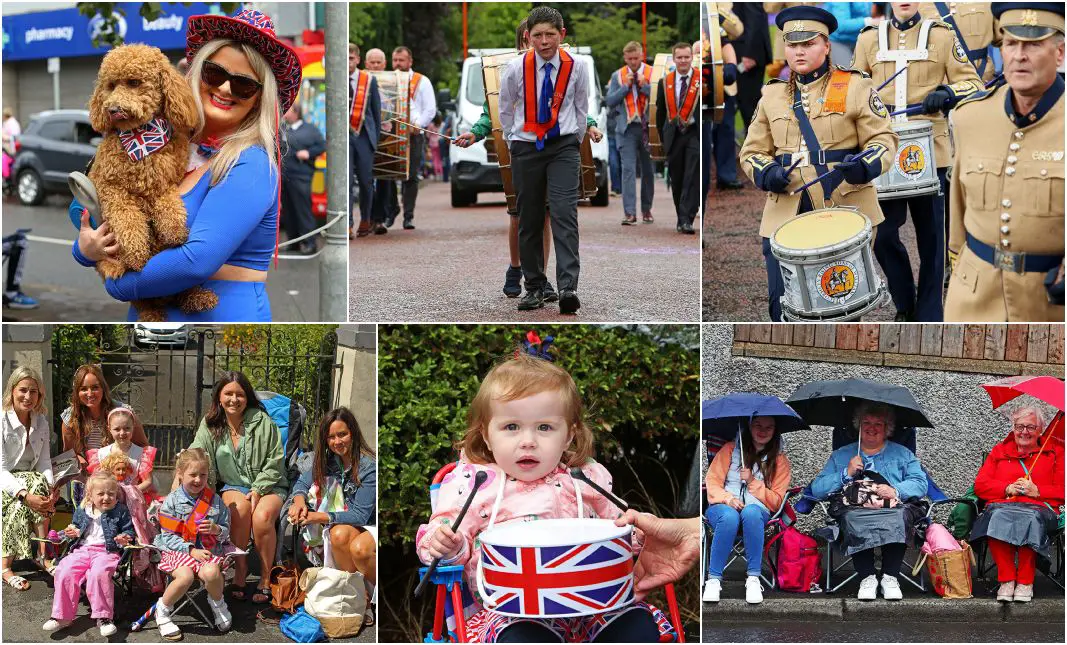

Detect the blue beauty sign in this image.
[2,3,223,61]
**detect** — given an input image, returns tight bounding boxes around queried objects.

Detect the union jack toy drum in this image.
[872,120,939,199]
[476,518,636,618]
[770,208,887,322]
[370,70,413,181]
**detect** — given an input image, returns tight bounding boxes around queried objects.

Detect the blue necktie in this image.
[537,61,554,151]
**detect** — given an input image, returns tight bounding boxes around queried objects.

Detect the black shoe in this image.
[559,289,580,315]
[403,219,415,230]
[543,281,558,302]
[385,216,396,228]
[894,310,915,322]
[676,224,684,233]
[503,265,522,298]
[717,180,744,190]
[518,289,545,311]
[373,223,388,235]
[681,223,696,234]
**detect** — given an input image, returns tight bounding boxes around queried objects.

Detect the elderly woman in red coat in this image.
[972,406,1064,603]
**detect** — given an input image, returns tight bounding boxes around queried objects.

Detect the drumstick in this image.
[390,119,459,143]
[784,157,804,176]
[876,65,909,92]
[889,105,925,117]
[790,169,837,196]
[413,470,488,598]
[569,467,630,511]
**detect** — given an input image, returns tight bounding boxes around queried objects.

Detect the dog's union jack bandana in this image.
[117,117,172,162]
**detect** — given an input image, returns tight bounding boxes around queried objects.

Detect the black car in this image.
[12,109,100,206]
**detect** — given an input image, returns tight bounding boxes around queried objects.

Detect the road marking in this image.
[25,234,75,246]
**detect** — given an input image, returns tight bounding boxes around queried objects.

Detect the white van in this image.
[450,47,609,208]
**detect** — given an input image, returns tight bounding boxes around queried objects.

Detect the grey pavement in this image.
[349,178,701,322]
[702,620,1063,642]
[0,559,375,642]
[1,194,328,322]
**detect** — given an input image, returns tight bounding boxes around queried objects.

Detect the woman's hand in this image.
[247,490,261,513]
[304,511,330,525]
[190,548,211,562]
[739,467,754,484]
[1016,480,1039,497]
[63,525,81,539]
[76,209,120,262]
[726,497,744,511]
[847,456,864,478]
[873,484,897,500]
[25,493,55,516]
[114,534,132,547]
[426,524,463,560]
[288,497,308,525]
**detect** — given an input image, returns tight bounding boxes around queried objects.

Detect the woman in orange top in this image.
[702,416,792,605]
[972,406,1064,603]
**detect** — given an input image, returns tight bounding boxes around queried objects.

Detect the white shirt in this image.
[1,409,54,497]
[409,72,437,129]
[81,507,107,547]
[500,50,589,144]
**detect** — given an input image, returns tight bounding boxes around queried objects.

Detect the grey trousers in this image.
[616,122,655,216]
[401,132,425,220]
[511,135,581,292]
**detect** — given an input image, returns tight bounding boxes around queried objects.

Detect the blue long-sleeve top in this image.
[70,145,278,301]
[810,440,928,502]
[290,453,376,527]
[828,2,872,44]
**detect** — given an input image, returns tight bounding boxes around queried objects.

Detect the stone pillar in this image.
[334,325,377,447]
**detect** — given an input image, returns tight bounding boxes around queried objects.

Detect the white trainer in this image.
[98,619,117,637]
[996,581,1015,602]
[702,578,721,603]
[42,618,72,632]
[209,596,232,632]
[880,574,903,600]
[1013,583,1033,602]
[745,576,764,604]
[857,574,878,600]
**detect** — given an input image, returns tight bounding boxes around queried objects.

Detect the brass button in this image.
[1006,167,1016,176]
[1009,143,1020,151]
[1002,199,1012,207]
[1014,131,1024,139]
[1007,155,1017,164]
[1001,213,1011,222]
[1001,239,1011,247]
[1041,169,1048,176]
[1001,225,1010,234]
[978,163,984,170]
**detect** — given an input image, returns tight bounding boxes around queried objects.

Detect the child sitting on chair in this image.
[415,347,673,643]
[98,450,165,592]
[87,408,161,502]
[44,471,135,637]
[153,448,234,639]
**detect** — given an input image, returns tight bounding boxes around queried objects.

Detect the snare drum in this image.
[770,208,888,321]
[872,120,940,200]
[369,70,412,181]
[477,518,635,618]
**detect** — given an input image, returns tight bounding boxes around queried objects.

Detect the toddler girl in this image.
[43,471,134,637]
[153,448,233,640]
[416,353,673,643]
[98,450,166,592]
[88,408,160,501]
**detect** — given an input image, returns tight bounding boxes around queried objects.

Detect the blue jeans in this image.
[705,502,770,579]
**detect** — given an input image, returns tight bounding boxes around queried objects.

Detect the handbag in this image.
[912,523,975,599]
[270,530,306,614]
[280,607,326,643]
[300,566,367,638]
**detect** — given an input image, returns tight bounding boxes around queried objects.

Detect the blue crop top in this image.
[71,145,278,302]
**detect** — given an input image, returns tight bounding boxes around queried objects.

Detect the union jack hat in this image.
[186,8,303,114]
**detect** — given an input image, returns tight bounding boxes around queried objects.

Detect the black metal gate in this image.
[49,325,342,465]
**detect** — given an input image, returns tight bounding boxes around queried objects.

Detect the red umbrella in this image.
[981,375,1064,412]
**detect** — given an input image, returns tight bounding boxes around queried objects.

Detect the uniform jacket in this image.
[810,441,928,502]
[1,409,54,497]
[919,2,1000,83]
[973,432,1064,510]
[739,67,897,237]
[852,18,983,168]
[415,457,634,593]
[69,503,135,554]
[944,79,1065,322]
[153,486,232,555]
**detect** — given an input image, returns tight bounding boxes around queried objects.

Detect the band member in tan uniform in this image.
[920,2,1001,83]
[739,6,897,322]
[944,2,1064,322]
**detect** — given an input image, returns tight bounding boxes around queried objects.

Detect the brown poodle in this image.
[87,44,218,321]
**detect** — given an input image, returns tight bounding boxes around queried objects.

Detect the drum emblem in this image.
[818,262,858,301]
[897,144,926,177]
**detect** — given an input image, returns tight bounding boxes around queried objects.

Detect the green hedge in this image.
[378,324,700,549]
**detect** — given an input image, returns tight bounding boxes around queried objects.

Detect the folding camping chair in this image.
[418,461,686,643]
[128,545,243,633]
[968,501,1065,594]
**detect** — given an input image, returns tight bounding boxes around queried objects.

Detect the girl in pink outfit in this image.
[87,408,161,502]
[44,471,134,637]
[415,353,673,643]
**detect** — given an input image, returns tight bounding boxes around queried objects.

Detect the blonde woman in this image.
[71,8,302,321]
[1,366,58,590]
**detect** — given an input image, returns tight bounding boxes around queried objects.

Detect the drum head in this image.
[774,209,867,251]
[481,518,631,548]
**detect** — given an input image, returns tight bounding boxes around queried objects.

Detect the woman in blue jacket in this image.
[811,401,927,602]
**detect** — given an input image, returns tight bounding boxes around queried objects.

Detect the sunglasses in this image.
[201,60,263,101]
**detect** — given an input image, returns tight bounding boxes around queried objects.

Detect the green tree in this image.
[77,2,240,49]
[567,4,679,85]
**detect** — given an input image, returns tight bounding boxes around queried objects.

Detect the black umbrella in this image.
[786,378,933,429]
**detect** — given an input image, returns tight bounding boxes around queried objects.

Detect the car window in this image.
[37,120,73,142]
[466,62,485,107]
[74,121,102,145]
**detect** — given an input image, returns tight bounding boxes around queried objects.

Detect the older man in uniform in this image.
[944,3,1064,322]
[853,2,983,321]
[920,2,1001,83]
[740,6,898,322]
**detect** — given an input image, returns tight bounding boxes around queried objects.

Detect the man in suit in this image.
[656,42,700,234]
[281,104,327,254]
[350,43,381,237]
[606,40,656,225]
[731,2,772,131]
